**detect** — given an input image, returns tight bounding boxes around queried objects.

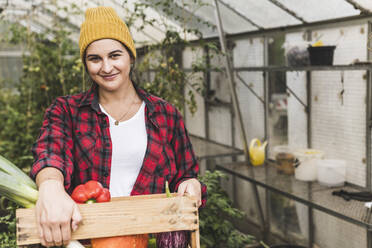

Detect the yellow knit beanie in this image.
[79,6,136,60]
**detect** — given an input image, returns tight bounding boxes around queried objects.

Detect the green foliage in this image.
[137,31,186,111]
[199,170,255,248]
[0,3,85,245]
[122,0,212,38]
[148,237,157,248]
[0,16,84,171]
[123,0,222,115]
[0,201,17,248]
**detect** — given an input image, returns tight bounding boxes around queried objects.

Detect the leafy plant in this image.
[0,203,17,248]
[0,3,85,246]
[123,0,222,115]
[0,15,84,172]
[199,170,256,248]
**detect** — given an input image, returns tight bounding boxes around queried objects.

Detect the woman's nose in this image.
[101,58,113,73]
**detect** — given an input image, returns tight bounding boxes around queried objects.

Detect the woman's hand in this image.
[177,178,202,207]
[36,180,82,247]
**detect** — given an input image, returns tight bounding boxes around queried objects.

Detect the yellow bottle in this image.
[249,139,268,166]
[312,40,323,47]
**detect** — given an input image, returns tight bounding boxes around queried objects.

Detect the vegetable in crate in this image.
[156,181,190,248]
[156,231,190,248]
[92,234,149,248]
[71,180,110,204]
[71,180,148,248]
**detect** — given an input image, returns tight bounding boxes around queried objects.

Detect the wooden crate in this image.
[16,193,200,247]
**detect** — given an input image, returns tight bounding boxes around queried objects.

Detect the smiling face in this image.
[85,39,133,93]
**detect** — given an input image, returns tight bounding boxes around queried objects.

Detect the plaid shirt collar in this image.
[77,83,158,127]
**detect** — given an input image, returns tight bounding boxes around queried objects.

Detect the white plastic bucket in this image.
[293,149,325,181]
[317,159,346,187]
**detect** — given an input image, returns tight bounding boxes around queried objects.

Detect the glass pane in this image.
[270,192,306,244]
[222,0,301,29]
[217,0,260,34]
[353,0,372,10]
[0,57,23,86]
[278,0,360,22]
[173,0,257,36]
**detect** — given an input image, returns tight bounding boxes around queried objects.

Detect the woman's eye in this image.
[110,54,121,58]
[88,57,100,62]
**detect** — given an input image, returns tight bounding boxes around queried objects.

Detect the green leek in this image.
[0,155,36,189]
[0,171,38,207]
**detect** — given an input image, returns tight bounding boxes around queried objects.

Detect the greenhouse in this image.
[1,0,372,247]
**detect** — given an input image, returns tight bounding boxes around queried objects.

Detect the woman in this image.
[31,6,207,247]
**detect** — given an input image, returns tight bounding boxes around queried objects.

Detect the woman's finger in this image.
[189,187,201,207]
[51,222,63,247]
[39,212,51,247]
[177,179,202,207]
[185,180,202,207]
[177,182,187,196]
[71,204,82,231]
[41,224,53,247]
[35,204,44,244]
[61,219,72,246]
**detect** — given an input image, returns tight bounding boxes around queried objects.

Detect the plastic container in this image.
[272,145,292,158]
[307,46,336,65]
[286,46,309,66]
[275,152,297,175]
[293,149,325,181]
[317,159,346,187]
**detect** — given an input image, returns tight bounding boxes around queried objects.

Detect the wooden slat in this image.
[16,193,199,246]
[190,227,200,248]
[110,192,179,201]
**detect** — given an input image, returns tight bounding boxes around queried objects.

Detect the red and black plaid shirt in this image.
[31,84,206,207]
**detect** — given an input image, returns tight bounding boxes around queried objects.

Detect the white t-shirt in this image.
[99,101,147,197]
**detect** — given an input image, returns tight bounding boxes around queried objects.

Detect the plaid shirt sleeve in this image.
[30,97,74,190]
[171,108,207,208]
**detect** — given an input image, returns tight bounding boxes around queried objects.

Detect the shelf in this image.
[152,64,372,73]
[216,161,371,229]
[234,64,372,72]
[190,134,243,160]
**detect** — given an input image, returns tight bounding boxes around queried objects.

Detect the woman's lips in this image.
[101,73,118,81]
